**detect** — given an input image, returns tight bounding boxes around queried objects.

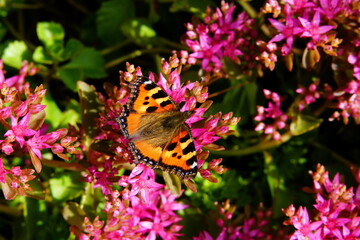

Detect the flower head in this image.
[0,61,78,199]
[284,164,360,239]
[184,1,254,76]
[254,89,288,140]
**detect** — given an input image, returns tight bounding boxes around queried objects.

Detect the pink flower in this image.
[4,113,37,148]
[288,206,322,240]
[298,11,335,48]
[254,90,288,140]
[124,164,164,203]
[348,51,360,81]
[193,231,214,240]
[86,161,117,195]
[316,0,344,20]
[296,79,322,111]
[187,34,224,72]
[0,159,7,183]
[284,0,316,13]
[269,14,303,55]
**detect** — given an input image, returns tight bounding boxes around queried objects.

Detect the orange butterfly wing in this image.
[117,76,198,179]
[159,126,198,179]
[129,77,176,113]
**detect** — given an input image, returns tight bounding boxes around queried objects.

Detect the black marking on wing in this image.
[180,134,191,143]
[186,156,197,166]
[160,100,172,108]
[152,90,168,99]
[146,106,158,113]
[167,142,177,151]
[144,82,157,91]
[182,141,195,155]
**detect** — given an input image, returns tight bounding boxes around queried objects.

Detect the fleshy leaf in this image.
[290,114,323,136]
[36,22,65,60]
[121,18,156,46]
[28,110,46,131]
[43,92,64,128]
[49,172,85,202]
[1,175,17,200]
[33,46,54,64]
[77,81,104,150]
[63,202,86,228]
[2,40,32,69]
[184,179,198,192]
[163,172,182,196]
[58,48,106,91]
[28,148,42,173]
[302,47,321,70]
[62,39,84,60]
[170,0,212,18]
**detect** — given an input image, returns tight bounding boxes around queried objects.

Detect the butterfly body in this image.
[117,76,198,179]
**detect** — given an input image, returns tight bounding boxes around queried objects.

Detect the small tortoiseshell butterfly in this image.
[116,76,198,179]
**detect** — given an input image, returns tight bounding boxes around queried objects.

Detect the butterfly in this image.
[116,76,198,179]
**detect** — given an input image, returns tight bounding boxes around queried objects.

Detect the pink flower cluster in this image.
[261,0,360,72]
[264,0,344,56]
[330,80,360,124]
[0,61,80,199]
[78,165,187,240]
[254,89,288,140]
[328,46,360,124]
[184,1,255,75]
[194,201,285,240]
[296,79,321,111]
[283,164,360,239]
[349,50,360,82]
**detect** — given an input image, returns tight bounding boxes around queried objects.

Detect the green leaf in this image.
[33,46,54,64]
[63,202,86,228]
[60,109,81,128]
[170,0,214,18]
[121,18,156,46]
[57,48,106,91]
[77,81,104,150]
[96,0,135,45]
[49,172,85,202]
[72,48,106,78]
[37,22,65,59]
[290,114,322,136]
[43,91,65,128]
[62,39,84,60]
[57,67,82,90]
[2,40,31,68]
[163,172,182,196]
